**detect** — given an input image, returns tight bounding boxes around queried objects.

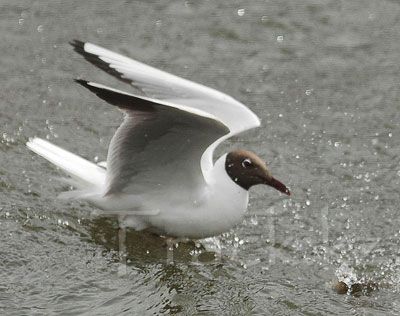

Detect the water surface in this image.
[1,0,400,315]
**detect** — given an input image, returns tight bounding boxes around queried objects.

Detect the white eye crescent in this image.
[241,158,252,168]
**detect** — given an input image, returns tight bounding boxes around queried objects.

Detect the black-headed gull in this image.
[27,40,290,238]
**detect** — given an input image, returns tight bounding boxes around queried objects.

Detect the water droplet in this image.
[334,141,340,147]
[388,132,392,138]
[305,200,311,206]
[250,217,258,225]
[343,196,348,201]
[237,8,245,16]
[278,113,283,117]
[305,89,312,96]
[37,25,44,32]
[5,212,10,217]
[276,35,283,42]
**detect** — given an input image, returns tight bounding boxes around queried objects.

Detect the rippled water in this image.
[1,0,400,315]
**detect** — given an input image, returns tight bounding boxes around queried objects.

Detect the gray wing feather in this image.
[76,80,229,195]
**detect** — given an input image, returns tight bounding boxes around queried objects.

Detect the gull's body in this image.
[126,154,249,238]
[27,41,290,238]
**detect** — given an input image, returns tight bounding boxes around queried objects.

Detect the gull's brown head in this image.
[225,150,290,195]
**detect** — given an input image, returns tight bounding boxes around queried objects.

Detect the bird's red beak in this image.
[265,177,291,196]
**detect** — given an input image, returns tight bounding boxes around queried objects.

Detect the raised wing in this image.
[75,80,229,195]
[71,40,260,135]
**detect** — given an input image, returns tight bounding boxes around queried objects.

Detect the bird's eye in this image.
[241,158,252,168]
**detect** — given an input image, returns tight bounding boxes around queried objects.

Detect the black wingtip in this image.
[70,39,133,85]
[74,79,90,87]
[73,79,156,112]
[70,39,85,52]
[74,79,102,96]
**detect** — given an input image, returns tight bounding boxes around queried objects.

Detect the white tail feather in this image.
[26,138,106,190]
[27,140,167,218]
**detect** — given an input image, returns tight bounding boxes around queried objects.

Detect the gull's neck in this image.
[200,153,249,233]
[209,154,248,197]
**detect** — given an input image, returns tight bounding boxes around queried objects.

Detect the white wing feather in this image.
[72,41,260,134]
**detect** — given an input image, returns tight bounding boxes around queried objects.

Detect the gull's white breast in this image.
[125,154,249,238]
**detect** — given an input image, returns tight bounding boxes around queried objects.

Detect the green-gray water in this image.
[1,1,399,315]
